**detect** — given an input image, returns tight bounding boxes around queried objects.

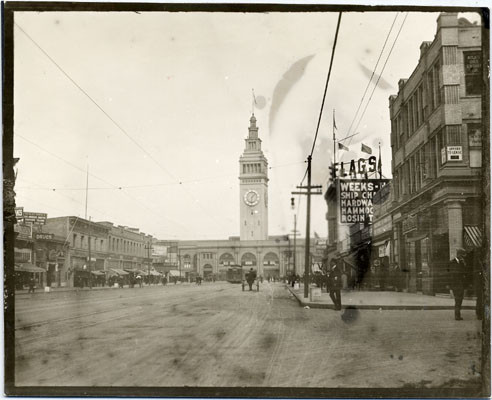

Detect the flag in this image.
[361,143,372,154]
[338,142,349,151]
[314,231,320,239]
[333,116,337,130]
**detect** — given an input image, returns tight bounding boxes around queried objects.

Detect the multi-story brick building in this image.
[389,13,484,294]
[43,216,153,287]
[98,222,153,273]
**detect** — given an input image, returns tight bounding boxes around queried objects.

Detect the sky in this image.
[13,7,482,240]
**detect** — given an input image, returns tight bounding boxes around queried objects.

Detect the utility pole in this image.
[290,198,300,276]
[292,155,322,298]
[145,242,152,285]
[88,217,92,289]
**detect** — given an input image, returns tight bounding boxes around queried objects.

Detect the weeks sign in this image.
[338,179,390,224]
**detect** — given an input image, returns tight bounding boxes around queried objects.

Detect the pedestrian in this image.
[136,275,143,288]
[28,275,36,293]
[328,262,342,310]
[467,249,483,320]
[392,262,402,292]
[246,268,256,291]
[447,248,470,320]
[380,256,389,291]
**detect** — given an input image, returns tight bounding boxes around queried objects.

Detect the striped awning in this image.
[464,225,482,248]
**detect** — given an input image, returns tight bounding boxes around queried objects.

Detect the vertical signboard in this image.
[338,179,390,224]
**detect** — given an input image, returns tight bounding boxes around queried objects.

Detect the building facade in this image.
[175,114,317,280]
[42,216,153,287]
[389,13,483,294]
[239,114,269,241]
[98,222,153,273]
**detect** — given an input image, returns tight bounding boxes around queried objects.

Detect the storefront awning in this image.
[342,254,357,270]
[168,270,182,277]
[110,268,129,276]
[149,270,161,276]
[15,263,46,273]
[91,270,105,276]
[464,225,482,248]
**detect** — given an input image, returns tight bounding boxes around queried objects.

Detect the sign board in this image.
[468,124,482,147]
[447,146,462,161]
[330,156,378,181]
[15,207,24,218]
[34,233,54,240]
[338,179,390,224]
[14,224,32,239]
[402,215,417,234]
[441,147,447,164]
[18,211,47,225]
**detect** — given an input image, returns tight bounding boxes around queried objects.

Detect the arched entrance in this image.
[263,252,280,280]
[241,252,257,272]
[218,253,235,281]
[219,253,235,267]
[203,264,213,280]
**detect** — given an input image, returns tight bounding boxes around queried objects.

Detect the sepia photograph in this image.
[3,1,490,397]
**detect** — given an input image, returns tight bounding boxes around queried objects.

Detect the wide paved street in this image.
[15,282,482,388]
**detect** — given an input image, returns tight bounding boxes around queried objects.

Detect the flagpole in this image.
[333,109,336,166]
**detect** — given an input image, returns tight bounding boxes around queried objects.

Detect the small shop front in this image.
[15,263,46,290]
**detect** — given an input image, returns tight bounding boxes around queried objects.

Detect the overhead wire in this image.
[14,22,230,233]
[341,12,399,144]
[323,12,407,184]
[16,136,194,236]
[350,12,409,144]
[15,161,306,191]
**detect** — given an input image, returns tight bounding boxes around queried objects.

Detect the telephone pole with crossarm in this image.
[292,155,323,298]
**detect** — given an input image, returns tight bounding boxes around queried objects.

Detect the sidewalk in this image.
[286,285,476,310]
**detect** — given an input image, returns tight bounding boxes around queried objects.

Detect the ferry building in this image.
[176,114,316,280]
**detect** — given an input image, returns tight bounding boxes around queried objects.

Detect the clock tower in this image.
[239,114,269,241]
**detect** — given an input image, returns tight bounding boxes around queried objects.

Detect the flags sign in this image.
[338,142,349,151]
[361,143,372,154]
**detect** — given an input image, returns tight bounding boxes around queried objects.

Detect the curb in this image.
[285,285,476,311]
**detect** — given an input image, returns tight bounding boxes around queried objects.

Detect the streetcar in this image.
[225,265,243,283]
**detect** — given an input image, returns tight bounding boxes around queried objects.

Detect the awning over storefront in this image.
[110,268,129,276]
[15,263,46,273]
[168,270,182,277]
[149,270,161,276]
[342,254,357,270]
[464,225,482,248]
[91,270,105,276]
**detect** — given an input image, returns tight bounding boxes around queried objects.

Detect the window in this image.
[433,62,441,107]
[73,234,77,248]
[101,240,104,251]
[446,125,462,146]
[464,51,482,96]
[81,235,85,248]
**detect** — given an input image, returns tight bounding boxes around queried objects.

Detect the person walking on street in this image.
[448,248,470,320]
[246,268,256,291]
[328,262,342,310]
[28,275,36,293]
[467,249,484,320]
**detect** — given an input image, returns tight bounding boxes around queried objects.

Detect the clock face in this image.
[244,190,260,206]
